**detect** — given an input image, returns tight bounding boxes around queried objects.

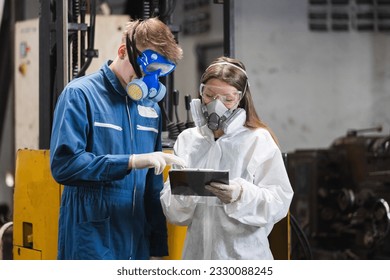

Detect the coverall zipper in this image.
[126,97,137,216]
[126,96,136,258]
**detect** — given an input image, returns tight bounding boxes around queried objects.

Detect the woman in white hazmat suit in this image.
[160,56,294,260]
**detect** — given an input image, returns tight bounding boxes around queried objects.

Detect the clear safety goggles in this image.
[137,49,176,77]
[199,83,242,106]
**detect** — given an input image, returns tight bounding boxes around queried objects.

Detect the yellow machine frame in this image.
[13,149,289,259]
[13,149,62,259]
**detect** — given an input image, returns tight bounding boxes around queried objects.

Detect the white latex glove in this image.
[130,152,186,175]
[205,180,243,204]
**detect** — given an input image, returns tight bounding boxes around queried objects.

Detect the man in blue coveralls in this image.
[50,17,185,260]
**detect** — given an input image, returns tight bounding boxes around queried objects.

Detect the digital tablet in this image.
[168,169,229,196]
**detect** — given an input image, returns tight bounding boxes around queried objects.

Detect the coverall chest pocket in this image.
[135,105,160,152]
[93,113,124,152]
[135,118,159,152]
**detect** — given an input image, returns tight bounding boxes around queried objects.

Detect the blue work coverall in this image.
[50,61,167,259]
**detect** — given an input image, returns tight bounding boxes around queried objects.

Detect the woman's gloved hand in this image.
[129,152,186,175]
[205,180,243,204]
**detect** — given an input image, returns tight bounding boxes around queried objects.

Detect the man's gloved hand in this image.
[129,152,186,175]
[205,180,243,204]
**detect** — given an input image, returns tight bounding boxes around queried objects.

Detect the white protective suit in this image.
[160,107,294,260]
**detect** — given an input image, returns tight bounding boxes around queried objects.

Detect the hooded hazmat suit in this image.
[160,107,294,260]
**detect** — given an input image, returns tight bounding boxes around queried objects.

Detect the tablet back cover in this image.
[169,169,229,196]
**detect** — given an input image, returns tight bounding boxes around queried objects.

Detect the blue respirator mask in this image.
[125,34,176,102]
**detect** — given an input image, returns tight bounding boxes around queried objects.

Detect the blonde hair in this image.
[201,56,279,145]
[123,17,183,63]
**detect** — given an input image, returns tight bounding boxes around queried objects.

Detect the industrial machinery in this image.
[288,126,390,259]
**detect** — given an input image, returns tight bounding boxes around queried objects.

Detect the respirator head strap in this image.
[125,23,143,78]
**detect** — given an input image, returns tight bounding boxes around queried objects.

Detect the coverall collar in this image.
[103,60,128,97]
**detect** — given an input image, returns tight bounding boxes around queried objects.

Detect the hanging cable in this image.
[75,0,98,78]
[161,101,180,140]
[0,221,13,260]
[290,214,313,260]
[173,90,186,133]
[185,95,195,128]
[71,0,80,78]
